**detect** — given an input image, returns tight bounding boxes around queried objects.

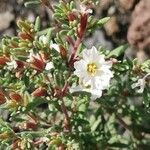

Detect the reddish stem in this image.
[68,37,82,67]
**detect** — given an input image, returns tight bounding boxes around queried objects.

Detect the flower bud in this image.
[16,60,24,69]
[18,32,33,41]
[0,92,6,105]
[0,56,9,67]
[110,58,118,64]
[59,45,67,59]
[32,87,47,97]
[30,56,46,72]
[67,12,77,22]
[9,92,22,102]
[11,139,21,149]
[77,13,88,38]
[25,121,37,130]
[58,144,65,150]
[52,87,62,98]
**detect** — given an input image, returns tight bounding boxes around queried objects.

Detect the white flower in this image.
[79,4,93,14]
[50,42,60,52]
[39,35,60,53]
[26,49,34,62]
[45,62,54,70]
[71,46,113,100]
[73,4,92,15]
[131,73,150,93]
[74,46,113,89]
[6,57,18,70]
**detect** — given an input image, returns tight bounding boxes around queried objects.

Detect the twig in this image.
[68,37,82,67]
[116,114,132,132]
[41,0,54,13]
[59,81,71,132]
[60,98,71,132]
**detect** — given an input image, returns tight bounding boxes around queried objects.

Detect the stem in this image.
[68,37,82,66]
[60,98,71,132]
[59,81,71,132]
[16,130,48,137]
[116,114,132,132]
[62,81,69,96]
[33,140,45,146]
[41,0,54,13]
[116,114,143,140]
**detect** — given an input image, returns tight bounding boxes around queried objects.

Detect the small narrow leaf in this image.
[107,44,128,58]
[34,16,41,32]
[24,0,41,8]
[97,17,110,27]
[25,97,47,112]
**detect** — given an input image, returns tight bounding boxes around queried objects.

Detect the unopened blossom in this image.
[0,56,9,66]
[0,92,6,105]
[131,73,150,93]
[27,50,46,72]
[72,46,113,100]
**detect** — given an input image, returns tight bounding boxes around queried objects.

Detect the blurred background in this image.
[0,0,149,60]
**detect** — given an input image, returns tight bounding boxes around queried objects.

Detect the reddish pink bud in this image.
[122,90,129,97]
[0,92,6,105]
[18,32,33,41]
[9,92,22,102]
[110,58,118,64]
[32,87,47,97]
[30,56,46,72]
[0,56,9,66]
[59,45,67,58]
[67,12,77,22]
[40,52,49,61]
[11,139,21,149]
[16,60,24,69]
[26,121,37,130]
[53,87,62,98]
[58,144,65,150]
[15,70,24,79]
[77,13,88,38]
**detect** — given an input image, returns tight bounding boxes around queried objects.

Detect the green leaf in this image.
[91,117,101,132]
[143,87,150,107]
[97,17,110,27]
[107,44,128,58]
[34,16,41,32]
[108,142,129,148]
[24,0,41,8]
[25,97,47,112]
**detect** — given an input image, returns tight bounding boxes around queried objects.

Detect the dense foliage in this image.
[0,0,150,149]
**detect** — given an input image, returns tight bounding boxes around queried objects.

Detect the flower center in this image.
[87,63,97,75]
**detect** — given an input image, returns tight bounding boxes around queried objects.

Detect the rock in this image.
[104,16,119,36]
[127,0,150,54]
[0,11,14,31]
[118,0,135,11]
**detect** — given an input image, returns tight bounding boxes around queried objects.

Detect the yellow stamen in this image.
[87,63,97,75]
